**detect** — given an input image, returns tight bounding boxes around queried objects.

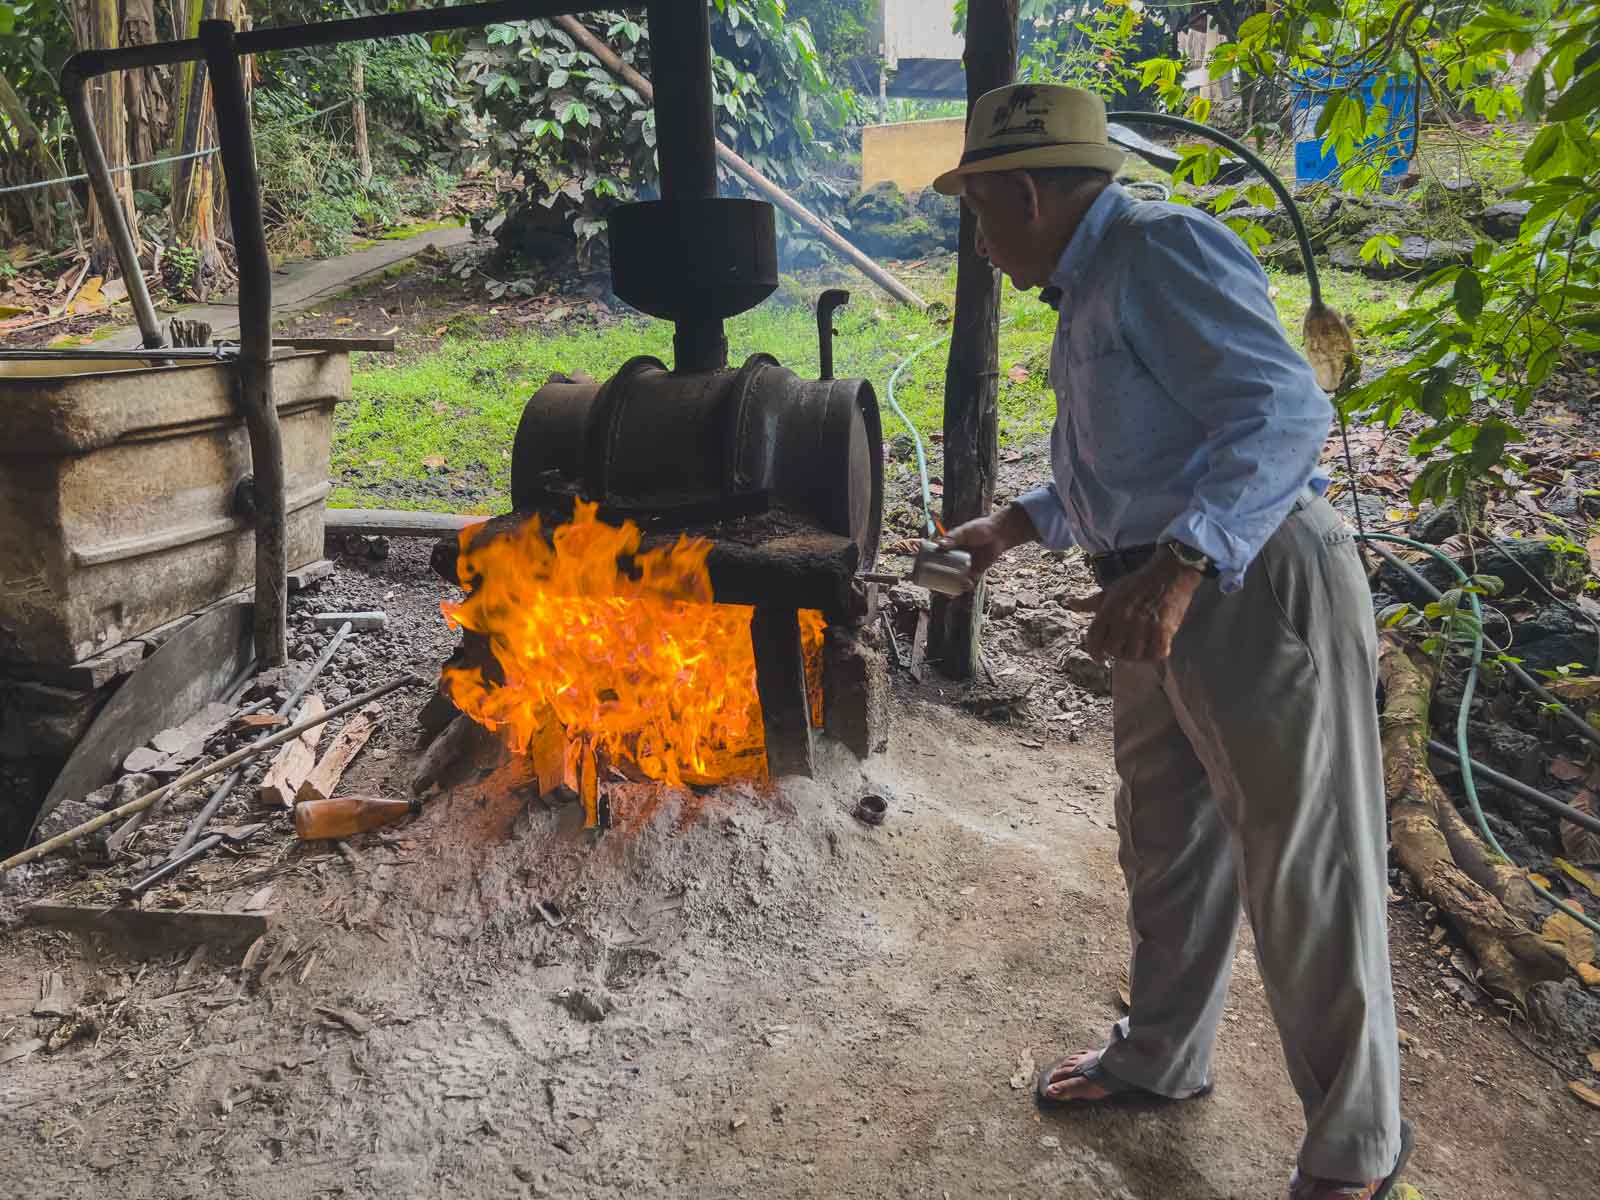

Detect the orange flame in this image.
[442,501,823,800]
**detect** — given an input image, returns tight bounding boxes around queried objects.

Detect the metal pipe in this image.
[644,0,726,372]
[239,0,593,54]
[59,63,165,348]
[168,621,354,859]
[200,19,288,668]
[1426,740,1600,835]
[817,288,849,380]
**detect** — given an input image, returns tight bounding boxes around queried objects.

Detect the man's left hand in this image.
[1065,552,1205,663]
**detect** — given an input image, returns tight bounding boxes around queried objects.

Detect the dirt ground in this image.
[2,542,1595,1199]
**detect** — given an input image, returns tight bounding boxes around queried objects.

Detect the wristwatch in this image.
[1162,540,1220,577]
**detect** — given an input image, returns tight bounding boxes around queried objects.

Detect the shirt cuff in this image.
[1160,507,1255,594]
[1015,485,1077,551]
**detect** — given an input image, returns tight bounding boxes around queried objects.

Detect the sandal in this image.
[1034,1049,1213,1111]
[1287,1119,1415,1200]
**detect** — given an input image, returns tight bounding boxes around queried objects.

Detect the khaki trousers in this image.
[1096,496,1402,1183]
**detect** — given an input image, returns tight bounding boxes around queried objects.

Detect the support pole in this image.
[930,0,1017,679]
[199,19,287,667]
[643,0,726,372]
[750,608,816,779]
[60,65,164,348]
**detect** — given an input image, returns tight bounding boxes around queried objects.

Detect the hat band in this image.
[958,139,1106,165]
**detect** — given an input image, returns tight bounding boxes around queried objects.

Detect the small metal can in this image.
[911,540,975,596]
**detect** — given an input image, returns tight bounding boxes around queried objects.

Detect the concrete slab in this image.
[99,224,476,350]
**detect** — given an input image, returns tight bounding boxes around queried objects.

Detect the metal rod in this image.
[0,347,233,361]
[1426,740,1600,835]
[166,621,354,859]
[58,65,165,349]
[644,0,726,372]
[239,0,594,54]
[0,672,423,873]
[201,19,288,669]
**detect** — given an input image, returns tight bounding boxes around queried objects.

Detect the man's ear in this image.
[1017,172,1044,225]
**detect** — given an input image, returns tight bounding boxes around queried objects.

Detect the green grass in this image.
[331,260,1393,513]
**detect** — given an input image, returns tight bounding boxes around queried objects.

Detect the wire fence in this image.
[0,95,355,199]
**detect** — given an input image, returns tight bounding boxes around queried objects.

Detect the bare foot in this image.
[1039,1049,1113,1102]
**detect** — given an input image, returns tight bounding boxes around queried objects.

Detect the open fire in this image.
[442,502,823,822]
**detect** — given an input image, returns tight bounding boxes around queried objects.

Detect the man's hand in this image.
[1065,551,1204,664]
[937,503,1040,576]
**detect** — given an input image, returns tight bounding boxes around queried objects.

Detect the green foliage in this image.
[1130,1,1600,507]
[1016,0,1149,94]
[787,0,878,78]
[459,1,858,257]
[0,0,73,132]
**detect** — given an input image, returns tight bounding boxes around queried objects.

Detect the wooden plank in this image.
[23,904,268,957]
[326,508,477,539]
[750,608,815,779]
[295,705,380,804]
[31,602,253,843]
[256,694,326,809]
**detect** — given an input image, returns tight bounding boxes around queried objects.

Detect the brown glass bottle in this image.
[294,796,420,840]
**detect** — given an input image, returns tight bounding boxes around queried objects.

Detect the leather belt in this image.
[1086,491,1317,589]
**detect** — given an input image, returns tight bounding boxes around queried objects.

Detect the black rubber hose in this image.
[1426,740,1600,835]
[1106,110,1323,308]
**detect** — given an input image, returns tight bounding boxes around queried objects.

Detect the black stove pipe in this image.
[644,0,728,373]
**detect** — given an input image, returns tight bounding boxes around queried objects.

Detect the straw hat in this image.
[932,84,1123,196]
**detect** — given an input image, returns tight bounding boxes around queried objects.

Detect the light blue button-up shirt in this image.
[1014,183,1331,593]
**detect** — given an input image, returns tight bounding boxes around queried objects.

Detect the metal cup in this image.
[911,540,975,596]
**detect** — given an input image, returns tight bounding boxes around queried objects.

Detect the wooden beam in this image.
[930,0,1018,680]
[750,608,815,779]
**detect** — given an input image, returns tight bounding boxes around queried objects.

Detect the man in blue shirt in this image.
[934,85,1410,1200]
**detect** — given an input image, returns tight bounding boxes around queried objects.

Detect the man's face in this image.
[965,174,1051,289]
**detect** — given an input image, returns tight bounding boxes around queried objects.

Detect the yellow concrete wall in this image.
[860,118,965,193]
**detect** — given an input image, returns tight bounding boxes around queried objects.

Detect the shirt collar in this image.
[1048,183,1133,301]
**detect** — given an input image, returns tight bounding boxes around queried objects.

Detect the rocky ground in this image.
[2,519,1597,1198]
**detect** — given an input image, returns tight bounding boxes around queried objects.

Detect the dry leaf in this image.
[1568,1081,1600,1110]
[1543,912,1597,970]
[1002,449,1023,463]
[1562,790,1600,863]
[101,278,127,303]
[68,276,104,314]
[432,324,448,335]
[1009,1047,1036,1090]
[1007,364,1030,384]
[1578,962,1600,986]
[0,303,26,318]
[1549,757,1586,782]
[1117,965,1131,1010]
[1529,873,1552,889]
[333,316,353,326]
[421,455,448,470]
[1554,858,1600,900]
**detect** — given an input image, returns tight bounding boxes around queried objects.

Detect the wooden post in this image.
[750,608,815,779]
[930,0,1017,679]
[69,0,140,275]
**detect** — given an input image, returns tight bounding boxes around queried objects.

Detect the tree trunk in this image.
[70,0,140,276]
[122,0,159,188]
[1378,635,1568,1006]
[0,68,75,244]
[352,51,372,186]
[169,0,229,295]
[929,0,1018,679]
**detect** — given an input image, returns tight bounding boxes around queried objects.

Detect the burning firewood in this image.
[255,695,326,809]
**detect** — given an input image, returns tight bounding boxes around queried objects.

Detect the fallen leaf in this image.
[1117,965,1131,1010]
[1009,1047,1036,1090]
[1002,449,1023,463]
[0,303,27,318]
[1006,364,1030,384]
[1554,858,1600,900]
[1529,872,1552,889]
[1542,911,1597,970]
[544,306,570,322]
[1563,790,1600,863]
[333,316,353,326]
[421,456,448,470]
[1568,1081,1600,1110]
[1549,757,1586,782]
[1548,676,1600,702]
[380,325,400,337]
[432,325,448,336]
[1578,961,1600,986]
[100,278,127,303]
[68,275,104,314]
